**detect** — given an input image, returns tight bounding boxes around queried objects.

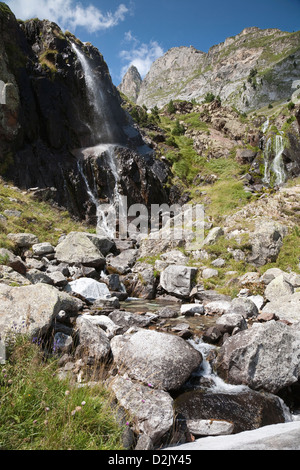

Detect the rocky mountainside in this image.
[122,27,300,111]
[0,4,170,225]
[118,65,142,103]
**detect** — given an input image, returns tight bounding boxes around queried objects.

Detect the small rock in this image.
[186,419,234,436]
[203,227,224,245]
[202,268,219,279]
[32,242,55,256]
[180,304,204,316]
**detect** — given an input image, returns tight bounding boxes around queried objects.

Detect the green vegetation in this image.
[129,104,160,126]
[0,179,94,250]
[0,2,12,15]
[0,336,124,450]
[39,50,58,74]
[167,99,176,114]
[203,92,218,103]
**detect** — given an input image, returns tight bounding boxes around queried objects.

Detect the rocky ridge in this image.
[0,5,170,223]
[121,27,300,112]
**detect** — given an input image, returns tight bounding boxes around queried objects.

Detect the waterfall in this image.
[272,134,285,186]
[71,42,115,144]
[71,42,125,238]
[262,119,286,187]
[75,144,123,239]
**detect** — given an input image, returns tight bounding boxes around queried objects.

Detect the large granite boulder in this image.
[110,375,174,444]
[215,321,300,394]
[55,232,106,268]
[112,329,202,391]
[159,265,198,298]
[174,389,288,434]
[247,220,288,266]
[0,283,79,340]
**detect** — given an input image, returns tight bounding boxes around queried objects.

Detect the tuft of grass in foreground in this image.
[0,336,124,450]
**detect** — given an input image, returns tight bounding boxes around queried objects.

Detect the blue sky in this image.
[6,0,300,85]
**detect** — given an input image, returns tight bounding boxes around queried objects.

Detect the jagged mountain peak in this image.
[118,64,142,103]
[119,26,300,112]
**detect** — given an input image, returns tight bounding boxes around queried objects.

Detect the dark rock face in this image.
[174,389,286,434]
[0,7,170,222]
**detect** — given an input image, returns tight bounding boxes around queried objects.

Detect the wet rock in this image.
[174,389,287,434]
[186,419,234,436]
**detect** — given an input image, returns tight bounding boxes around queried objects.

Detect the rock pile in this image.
[0,228,299,449]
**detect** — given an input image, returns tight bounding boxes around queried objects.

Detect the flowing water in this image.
[71,43,124,238]
[262,119,286,186]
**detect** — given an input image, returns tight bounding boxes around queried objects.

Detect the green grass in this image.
[0,179,95,250]
[0,2,12,15]
[0,336,125,450]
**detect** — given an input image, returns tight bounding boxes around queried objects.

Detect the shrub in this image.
[203,92,215,103]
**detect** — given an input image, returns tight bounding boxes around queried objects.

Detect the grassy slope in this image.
[0,178,95,251]
[133,99,300,294]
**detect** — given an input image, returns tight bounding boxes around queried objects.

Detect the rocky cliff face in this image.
[125,27,300,112]
[0,4,169,224]
[118,65,142,103]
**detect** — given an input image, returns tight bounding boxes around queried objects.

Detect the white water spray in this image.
[262,119,286,186]
[188,338,249,393]
[71,42,125,238]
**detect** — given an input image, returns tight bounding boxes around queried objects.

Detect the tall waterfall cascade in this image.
[262,119,287,187]
[71,42,125,238]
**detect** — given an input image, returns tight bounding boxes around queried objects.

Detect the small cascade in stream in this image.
[262,119,287,187]
[187,338,293,422]
[188,338,249,393]
[71,42,125,238]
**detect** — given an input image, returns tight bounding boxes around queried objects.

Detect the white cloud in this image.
[7,0,129,33]
[119,32,164,79]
